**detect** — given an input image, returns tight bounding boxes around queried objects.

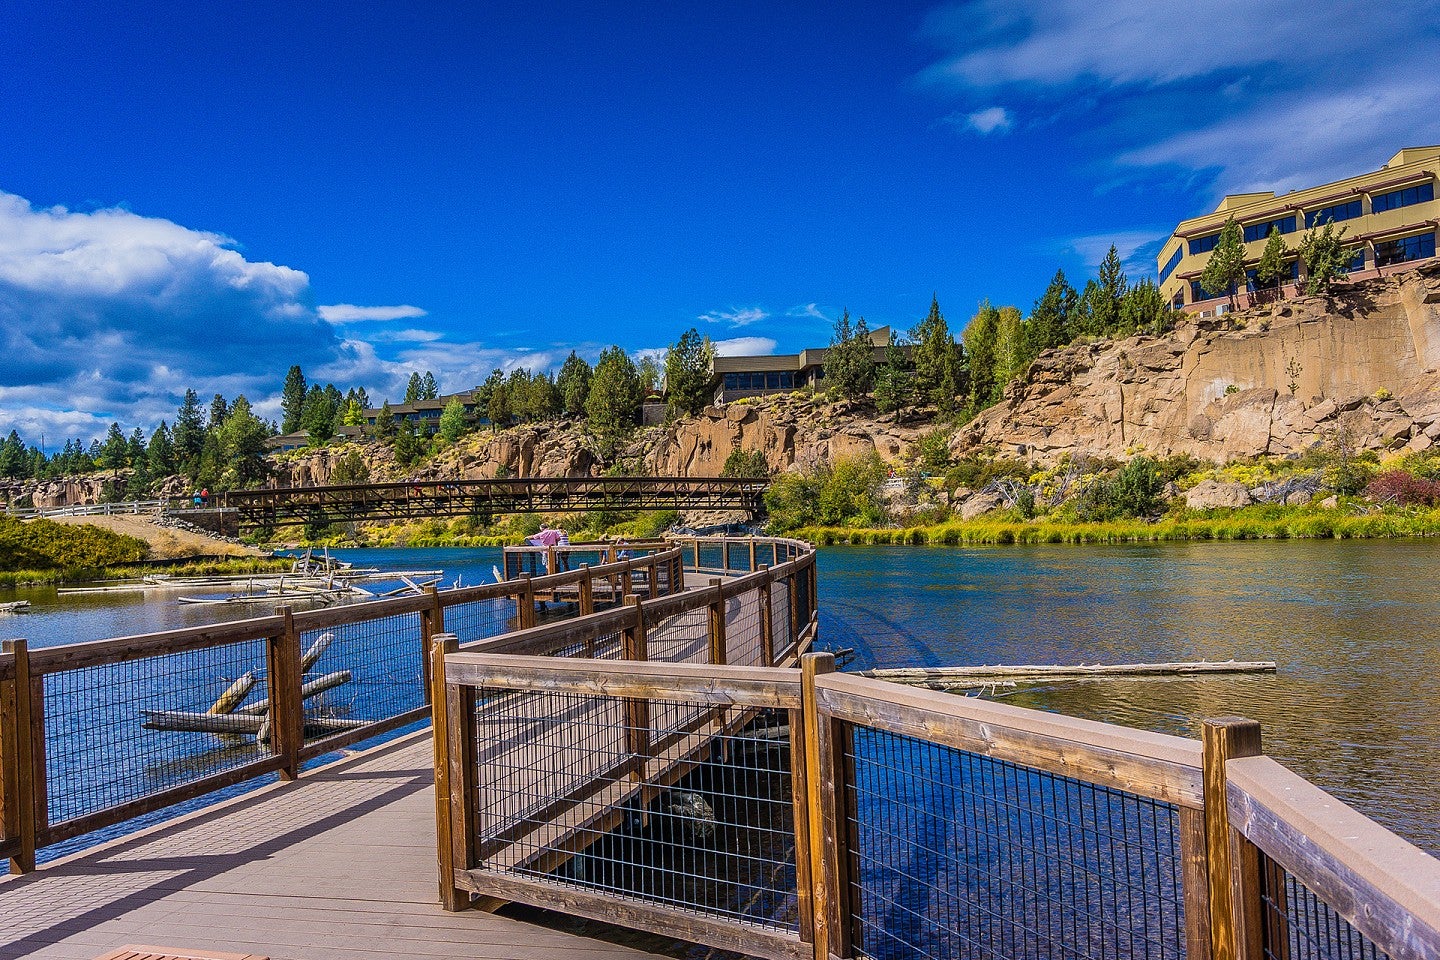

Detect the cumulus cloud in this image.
[0,190,337,441]
[712,337,777,357]
[367,327,446,344]
[1064,230,1164,276]
[919,0,1440,193]
[316,303,428,323]
[699,306,769,327]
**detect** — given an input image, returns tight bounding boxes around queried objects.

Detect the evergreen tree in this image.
[1027,270,1078,353]
[300,385,336,444]
[99,423,128,469]
[664,328,714,419]
[1118,279,1173,336]
[822,310,876,400]
[209,394,230,430]
[438,398,468,441]
[637,356,662,395]
[1256,227,1289,300]
[404,372,424,404]
[127,427,146,466]
[586,345,643,456]
[557,352,592,416]
[421,371,439,400]
[486,378,513,431]
[477,368,507,430]
[872,331,913,414]
[392,422,425,467]
[0,430,27,479]
[217,396,270,488]
[1200,217,1246,310]
[340,398,365,427]
[521,372,561,421]
[146,421,177,477]
[372,401,397,439]
[1299,222,1351,295]
[909,296,965,411]
[1090,244,1129,337]
[280,365,307,433]
[173,389,206,472]
[963,301,1001,409]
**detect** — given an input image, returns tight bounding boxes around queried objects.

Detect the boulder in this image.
[1184,480,1253,510]
[960,491,1005,520]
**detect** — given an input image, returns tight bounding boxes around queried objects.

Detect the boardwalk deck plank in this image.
[0,731,664,960]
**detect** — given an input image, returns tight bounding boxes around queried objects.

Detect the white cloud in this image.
[316,303,428,323]
[785,303,829,321]
[963,106,1012,135]
[367,327,446,344]
[1064,230,1163,275]
[314,338,576,407]
[712,337,777,358]
[0,190,336,441]
[918,0,1440,193]
[699,306,769,327]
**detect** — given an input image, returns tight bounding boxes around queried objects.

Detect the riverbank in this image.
[791,503,1440,545]
[0,556,293,588]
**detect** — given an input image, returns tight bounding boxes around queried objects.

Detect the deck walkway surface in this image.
[0,731,664,960]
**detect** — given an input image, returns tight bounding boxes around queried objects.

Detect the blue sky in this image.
[2,0,1438,443]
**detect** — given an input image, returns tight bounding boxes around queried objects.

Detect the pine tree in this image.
[404,372,424,404]
[217,396,270,488]
[1256,227,1289,301]
[1299,222,1351,295]
[173,389,205,473]
[146,421,177,477]
[872,331,913,414]
[301,385,336,444]
[910,296,966,411]
[822,310,876,400]
[127,427,146,466]
[209,394,230,430]
[0,430,27,479]
[100,423,128,469]
[1027,270,1078,353]
[1118,280,1173,336]
[991,306,1031,393]
[557,351,592,417]
[586,346,643,456]
[664,328,714,419]
[1200,217,1246,310]
[373,401,397,439]
[280,365,307,434]
[421,371,439,400]
[1090,245,1129,337]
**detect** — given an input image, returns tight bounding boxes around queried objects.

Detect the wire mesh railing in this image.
[0,542,702,872]
[438,645,1439,960]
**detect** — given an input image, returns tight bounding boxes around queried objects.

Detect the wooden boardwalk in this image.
[0,731,663,960]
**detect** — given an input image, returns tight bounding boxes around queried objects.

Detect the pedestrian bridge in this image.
[222,477,768,531]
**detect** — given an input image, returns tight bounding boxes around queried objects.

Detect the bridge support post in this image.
[1202,717,1266,960]
[1,639,37,874]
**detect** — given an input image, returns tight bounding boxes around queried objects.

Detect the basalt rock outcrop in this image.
[954,266,1440,465]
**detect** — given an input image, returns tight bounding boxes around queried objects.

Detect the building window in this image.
[1343,248,1366,273]
[1304,199,1362,228]
[1189,233,1220,255]
[1371,181,1435,214]
[1374,232,1437,268]
[1190,279,1227,302]
[1159,245,1183,284]
[1246,261,1299,291]
[1243,216,1296,243]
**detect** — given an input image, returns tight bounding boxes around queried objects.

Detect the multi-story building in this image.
[1158,146,1440,313]
[709,325,910,403]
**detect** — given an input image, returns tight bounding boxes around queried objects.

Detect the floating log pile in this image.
[856,660,1277,690]
[141,632,364,742]
[0,600,30,614]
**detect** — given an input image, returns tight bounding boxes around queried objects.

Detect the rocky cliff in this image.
[954,265,1440,464]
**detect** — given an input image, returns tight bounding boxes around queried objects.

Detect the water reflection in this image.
[818,540,1440,854]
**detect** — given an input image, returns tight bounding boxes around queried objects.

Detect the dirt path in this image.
[45,513,264,559]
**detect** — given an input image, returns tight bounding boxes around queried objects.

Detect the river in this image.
[3,539,1437,855]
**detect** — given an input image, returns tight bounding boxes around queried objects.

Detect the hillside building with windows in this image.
[1158,146,1440,313]
[709,325,910,403]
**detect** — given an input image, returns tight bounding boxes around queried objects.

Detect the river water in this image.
[3,540,1437,855]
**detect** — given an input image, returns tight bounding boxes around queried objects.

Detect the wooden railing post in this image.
[430,633,474,912]
[622,596,651,793]
[692,538,701,570]
[748,538,758,572]
[518,574,536,630]
[269,607,304,781]
[578,564,594,615]
[801,652,853,960]
[420,585,444,705]
[646,558,658,599]
[707,578,727,666]
[759,566,775,666]
[2,639,37,873]
[1202,717,1265,960]
[789,570,801,649]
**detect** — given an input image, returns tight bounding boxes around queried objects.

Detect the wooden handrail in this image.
[1226,754,1440,960]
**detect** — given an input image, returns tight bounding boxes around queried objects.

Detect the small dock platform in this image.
[0,732,662,960]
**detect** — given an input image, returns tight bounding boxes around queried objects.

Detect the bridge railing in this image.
[0,544,690,872]
[3,499,168,519]
[438,657,1440,959]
